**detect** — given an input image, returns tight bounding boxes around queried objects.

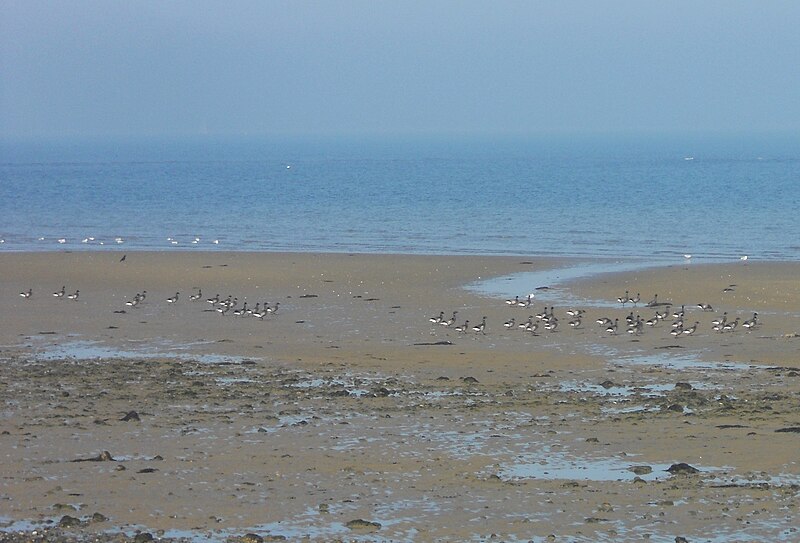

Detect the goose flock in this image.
[427,290,761,340]
[16,285,284,322]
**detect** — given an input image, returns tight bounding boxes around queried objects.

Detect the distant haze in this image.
[2,1,799,138]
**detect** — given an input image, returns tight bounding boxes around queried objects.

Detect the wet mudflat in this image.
[2,350,798,542]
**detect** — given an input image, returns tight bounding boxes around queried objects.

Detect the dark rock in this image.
[667,463,700,475]
[58,515,82,528]
[667,403,684,412]
[674,382,693,390]
[121,411,141,422]
[462,376,480,384]
[599,380,616,389]
[372,387,392,397]
[90,512,108,523]
[72,450,115,462]
[133,532,154,543]
[239,534,264,543]
[716,424,749,429]
[413,341,454,346]
[263,536,287,542]
[328,388,349,397]
[345,519,381,531]
[675,537,690,543]
[137,468,158,473]
[586,437,600,443]
[436,376,450,381]
[775,427,800,433]
[629,465,653,475]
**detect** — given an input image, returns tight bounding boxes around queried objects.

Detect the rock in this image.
[462,376,480,384]
[667,403,684,412]
[667,463,700,475]
[674,382,693,390]
[599,380,616,389]
[58,515,82,527]
[133,532,154,543]
[72,450,115,462]
[137,468,158,473]
[263,536,287,542]
[629,465,653,475]
[52,503,77,512]
[586,437,600,443]
[240,534,263,543]
[121,411,141,421]
[345,519,382,531]
[775,427,800,433]
[90,512,108,523]
[675,537,690,543]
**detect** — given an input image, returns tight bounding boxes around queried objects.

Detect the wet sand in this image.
[1,252,799,542]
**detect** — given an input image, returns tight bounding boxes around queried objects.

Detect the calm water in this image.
[1,134,798,260]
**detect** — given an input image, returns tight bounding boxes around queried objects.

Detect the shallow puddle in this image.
[29,339,257,365]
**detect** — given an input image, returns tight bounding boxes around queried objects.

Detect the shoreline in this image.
[2,251,799,541]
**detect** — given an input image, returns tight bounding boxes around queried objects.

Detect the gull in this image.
[740,255,748,261]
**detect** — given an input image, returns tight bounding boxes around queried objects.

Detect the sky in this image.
[2,0,799,138]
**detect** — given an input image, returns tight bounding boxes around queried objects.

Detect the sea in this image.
[1,132,798,262]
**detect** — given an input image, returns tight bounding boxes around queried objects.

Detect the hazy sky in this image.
[2,1,799,138]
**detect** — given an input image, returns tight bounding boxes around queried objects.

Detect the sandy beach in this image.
[1,251,799,542]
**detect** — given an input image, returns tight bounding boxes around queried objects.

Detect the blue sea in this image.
[1,133,798,261]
